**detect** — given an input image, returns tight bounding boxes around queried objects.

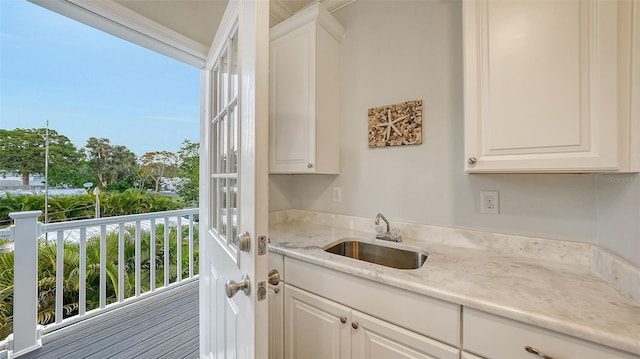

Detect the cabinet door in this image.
[284,285,351,359]
[351,311,459,359]
[270,22,316,173]
[269,283,284,359]
[464,0,622,172]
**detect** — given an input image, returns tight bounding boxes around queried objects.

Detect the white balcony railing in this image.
[2,208,199,358]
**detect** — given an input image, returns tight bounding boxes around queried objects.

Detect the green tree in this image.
[176,140,199,205]
[0,128,82,187]
[83,138,138,187]
[47,160,96,188]
[139,151,178,192]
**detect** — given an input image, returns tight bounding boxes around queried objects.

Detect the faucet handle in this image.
[375,225,386,236]
[390,228,402,242]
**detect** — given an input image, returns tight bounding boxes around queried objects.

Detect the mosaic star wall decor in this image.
[368,100,423,147]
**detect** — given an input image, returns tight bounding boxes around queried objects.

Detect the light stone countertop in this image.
[268,220,640,356]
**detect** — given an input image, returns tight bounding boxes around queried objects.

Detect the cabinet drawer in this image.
[463,308,637,359]
[285,257,460,346]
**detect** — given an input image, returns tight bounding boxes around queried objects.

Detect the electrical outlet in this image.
[332,187,342,202]
[480,191,499,214]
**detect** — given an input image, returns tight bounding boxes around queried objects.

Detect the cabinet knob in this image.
[467,157,478,165]
[307,163,313,169]
[351,322,359,330]
[525,346,554,359]
[274,287,280,294]
[340,316,347,324]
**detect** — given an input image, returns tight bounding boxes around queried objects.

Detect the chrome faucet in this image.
[375,213,402,242]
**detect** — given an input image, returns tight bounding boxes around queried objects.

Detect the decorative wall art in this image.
[368,100,423,147]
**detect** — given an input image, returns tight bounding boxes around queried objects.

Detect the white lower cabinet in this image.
[284,284,458,359]
[463,308,638,359]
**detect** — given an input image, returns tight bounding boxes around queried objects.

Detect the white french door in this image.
[199,0,269,358]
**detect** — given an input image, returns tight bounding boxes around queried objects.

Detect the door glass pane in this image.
[229,107,238,173]
[221,50,229,106]
[219,117,228,174]
[210,121,216,174]
[210,178,217,229]
[213,65,219,114]
[230,31,238,99]
[229,177,238,241]
[218,178,227,238]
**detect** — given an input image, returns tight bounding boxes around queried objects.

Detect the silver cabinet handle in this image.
[307,163,313,168]
[340,316,347,324]
[226,274,251,298]
[268,269,280,286]
[467,157,477,165]
[525,346,554,359]
[351,322,359,329]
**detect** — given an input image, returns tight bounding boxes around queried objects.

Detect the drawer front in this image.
[284,257,460,346]
[463,308,638,359]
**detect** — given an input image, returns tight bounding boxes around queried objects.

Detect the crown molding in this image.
[269,0,356,27]
[270,2,345,42]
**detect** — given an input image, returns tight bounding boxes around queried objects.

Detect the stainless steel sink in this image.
[324,240,428,270]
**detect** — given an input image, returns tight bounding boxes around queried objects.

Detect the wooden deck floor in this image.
[2,279,199,359]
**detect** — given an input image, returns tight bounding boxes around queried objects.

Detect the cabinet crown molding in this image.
[270,2,345,43]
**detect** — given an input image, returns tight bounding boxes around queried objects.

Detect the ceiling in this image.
[114,0,352,49]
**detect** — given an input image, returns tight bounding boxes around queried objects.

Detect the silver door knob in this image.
[467,157,477,165]
[233,231,251,252]
[226,274,251,298]
[268,269,280,286]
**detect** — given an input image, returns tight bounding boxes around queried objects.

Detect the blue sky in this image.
[0,0,200,156]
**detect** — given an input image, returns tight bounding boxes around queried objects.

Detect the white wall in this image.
[268,0,640,266]
[595,174,640,265]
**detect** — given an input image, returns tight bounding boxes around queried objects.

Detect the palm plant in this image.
[47,195,94,223]
[0,252,14,339]
[1,191,185,225]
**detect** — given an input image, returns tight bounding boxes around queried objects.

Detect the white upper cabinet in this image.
[463,0,639,173]
[269,3,344,174]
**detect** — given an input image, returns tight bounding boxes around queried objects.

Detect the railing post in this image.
[8,211,42,358]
